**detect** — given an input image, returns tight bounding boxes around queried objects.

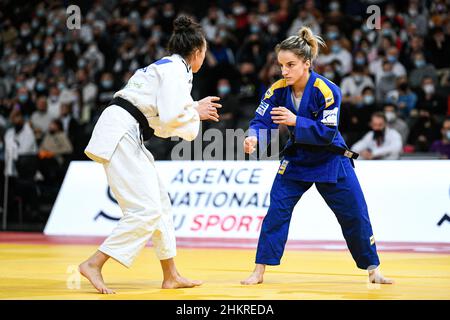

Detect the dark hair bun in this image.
[168,15,205,58]
[173,16,194,33]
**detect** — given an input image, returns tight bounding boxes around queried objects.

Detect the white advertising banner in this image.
[44,160,450,243]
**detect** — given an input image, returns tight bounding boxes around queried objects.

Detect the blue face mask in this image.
[36,82,46,91]
[331,44,341,54]
[18,94,28,103]
[363,95,375,105]
[57,83,65,91]
[355,57,365,65]
[446,130,450,140]
[414,60,425,68]
[387,55,397,63]
[102,80,113,89]
[250,24,260,34]
[327,31,339,40]
[218,85,231,96]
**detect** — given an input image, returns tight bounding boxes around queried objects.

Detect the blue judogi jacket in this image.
[249,71,351,183]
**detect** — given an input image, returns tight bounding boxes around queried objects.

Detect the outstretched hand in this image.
[196,96,222,122]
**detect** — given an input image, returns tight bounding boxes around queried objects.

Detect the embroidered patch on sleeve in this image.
[278,160,289,175]
[321,107,338,126]
[256,101,270,116]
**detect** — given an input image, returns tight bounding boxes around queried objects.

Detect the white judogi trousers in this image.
[98,122,176,268]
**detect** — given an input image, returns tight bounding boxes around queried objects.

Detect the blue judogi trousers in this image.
[255,161,380,270]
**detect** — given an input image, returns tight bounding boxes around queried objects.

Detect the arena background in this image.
[0,0,450,300]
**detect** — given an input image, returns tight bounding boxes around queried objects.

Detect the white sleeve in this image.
[351,132,372,154]
[371,130,403,159]
[155,66,200,141]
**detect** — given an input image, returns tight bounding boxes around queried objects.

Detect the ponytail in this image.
[276,26,325,62]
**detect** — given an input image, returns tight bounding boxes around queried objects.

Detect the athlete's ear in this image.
[304,59,311,69]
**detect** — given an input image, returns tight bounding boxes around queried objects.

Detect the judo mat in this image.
[1,232,450,300]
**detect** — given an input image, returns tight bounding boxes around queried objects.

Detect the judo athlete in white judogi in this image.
[79,16,221,294]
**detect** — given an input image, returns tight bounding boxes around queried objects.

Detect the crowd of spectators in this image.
[0,0,449,224]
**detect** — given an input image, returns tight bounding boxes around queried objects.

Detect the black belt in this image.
[108,97,154,141]
[282,143,359,160]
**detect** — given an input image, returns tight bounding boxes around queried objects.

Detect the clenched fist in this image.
[243,136,258,154]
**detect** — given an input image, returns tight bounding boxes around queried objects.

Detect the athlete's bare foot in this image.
[162,276,203,289]
[368,267,394,284]
[241,264,265,285]
[240,273,263,285]
[79,261,116,294]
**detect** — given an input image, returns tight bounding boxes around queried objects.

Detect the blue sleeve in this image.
[248,91,279,146]
[294,85,341,146]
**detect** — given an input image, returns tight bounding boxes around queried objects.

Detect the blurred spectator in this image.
[386,76,418,118]
[407,108,442,152]
[416,76,447,116]
[341,65,374,105]
[38,119,73,184]
[375,60,399,104]
[427,27,450,69]
[4,111,37,176]
[30,96,52,142]
[287,7,321,37]
[47,86,62,120]
[351,112,403,160]
[317,39,352,76]
[408,52,438,89]
[370,47,406,84]
[430,117,450,159]
[384,103,409,145]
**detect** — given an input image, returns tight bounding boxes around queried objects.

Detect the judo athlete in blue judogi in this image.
[241,27,393,285]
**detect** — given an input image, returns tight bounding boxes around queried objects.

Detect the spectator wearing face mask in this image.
[386,77,418,118]
[341,86,377,147]
[30,96,52,142]
[351,112,403,160]
[341,65,375,105]
[15,86,35,118]
[38,119,73,184]
[47,86,62,120]
[402,1,428,36]
[430,117,450,159]
[211,78,238,130]
[416,76,447,116]
[317,39,352,76]
[408,52,438,89]
[407,108,441,152]
[4,111,38,176]
[375,60,399,103]
[96,72,116,110]
[426,27,450,69]
[384,103,409,145]
[370,47,406,84]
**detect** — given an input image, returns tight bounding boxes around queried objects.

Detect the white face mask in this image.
[423,84,435,95]
[385,111,396,122]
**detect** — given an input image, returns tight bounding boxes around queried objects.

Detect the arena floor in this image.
[1,233,449,300]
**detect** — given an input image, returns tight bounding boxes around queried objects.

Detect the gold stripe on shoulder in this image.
[314,78,335,108]
[264,79,287,100]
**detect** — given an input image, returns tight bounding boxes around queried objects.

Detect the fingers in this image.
[209,96,221,102]
[207,114,219,122]
[210,102,222,108]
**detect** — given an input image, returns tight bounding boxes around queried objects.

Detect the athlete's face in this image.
[190,40,207,73]
[277,50,310,86]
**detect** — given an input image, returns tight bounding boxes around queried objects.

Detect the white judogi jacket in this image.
[85,54,200,163]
